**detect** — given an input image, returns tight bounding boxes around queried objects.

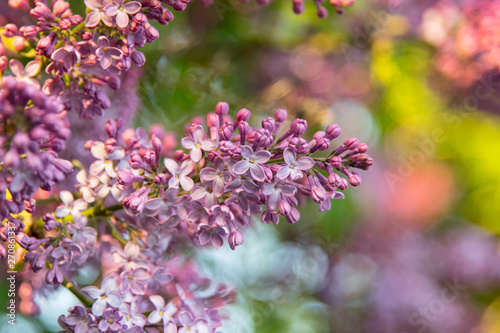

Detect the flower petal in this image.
[59,190,74,206]
[283,148,296,165]
[296,156,315,170]
[276,166,291,180]
[249,164,265,182]
[124,1,141,14]
[240,145,253,158]
[233,160,250,175]
[115,10,129,28]
[85,10,102,27]
[254,150,271,163]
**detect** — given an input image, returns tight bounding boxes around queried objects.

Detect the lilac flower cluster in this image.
[0,0,189,119]
[0,76,72,223]
[113,103,372,249]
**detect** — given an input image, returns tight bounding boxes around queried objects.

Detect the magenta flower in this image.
[233,145,271,182]
[276,148,315,180]
[164,158,195,191]
[84,0,114,27]
[181,125,216,162]
[96,36,123,70]
[104,0,142,28]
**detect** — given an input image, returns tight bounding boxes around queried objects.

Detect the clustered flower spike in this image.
[113,103,373,250]
[0,76,72,221]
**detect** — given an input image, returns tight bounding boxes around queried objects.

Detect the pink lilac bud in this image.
[293,0,305,14]
[117,169,144,190]
[236,108,251,124]
[357,143,368,153]
[153,173,167,185]
[278,200,292,215]
[13,36,26,51]
[70,15,83,25]
[84,140,94,151]
[134,13,148,25]
[53,1,69,16]
[274,108,287,122]
[173,150,187,161]
[238,121,250,145]
[59,19,72,30]
[219,122,234,141]
[3,24,19,37]
[215,102,229,118]
[105,120,118,138]
[206,113,219,128]
[285,208,300,224]
[228,230,244,250]
[20,25,38,38]
[290,119,307,136]
[145,23,160,42]
[317,6,328,18]
[131,50,146,66]
[344,137,359,150]
[104,138,117,153]
[330,156,342,168]
[325,124,341,140]
[129,153,144,169]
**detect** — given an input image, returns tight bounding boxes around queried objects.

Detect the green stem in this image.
[106,217,128,246]
[63,278,94,308]
[63,203,124,223]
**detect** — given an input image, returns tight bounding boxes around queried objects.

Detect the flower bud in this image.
[325,124,341,140]
[228,230,244,250]
[215,102,229,117]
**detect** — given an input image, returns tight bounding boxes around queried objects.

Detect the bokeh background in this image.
[2,0,500,332]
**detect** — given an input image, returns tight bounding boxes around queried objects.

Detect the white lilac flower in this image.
[276,148,315,180]
[181,125,216,162]
[55,191,88,219]
[90,141,125,177]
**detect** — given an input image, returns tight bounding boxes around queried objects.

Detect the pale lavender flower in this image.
[84,0,114,27]
[233,145,271,182]
[262,181,297,210]
[118,302,146,328]
[96,36,123,70]
[276,148,315,180]
[50,45,81,72]
[199,157,228,195]
[90,141,125,177]
[82,276,121,316]
[76,169,99,203]
[51,238,83,263]
[178,311,208,333]
[67,216,97,245]
[148,295,177,325]
[144,187,180,222]
[164,158,195,191]
[55,191,88,219]
[98,309,123,332]
[104,0,142,28]
[64,305,95,333]
[9,59,40,87]
[95,172,124,201]
[191,182,221,208]
[198,225,226,249]
[187,201,210,225]
[120,268,148,295]
[181,125,216,162]
[112,242,144,271]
